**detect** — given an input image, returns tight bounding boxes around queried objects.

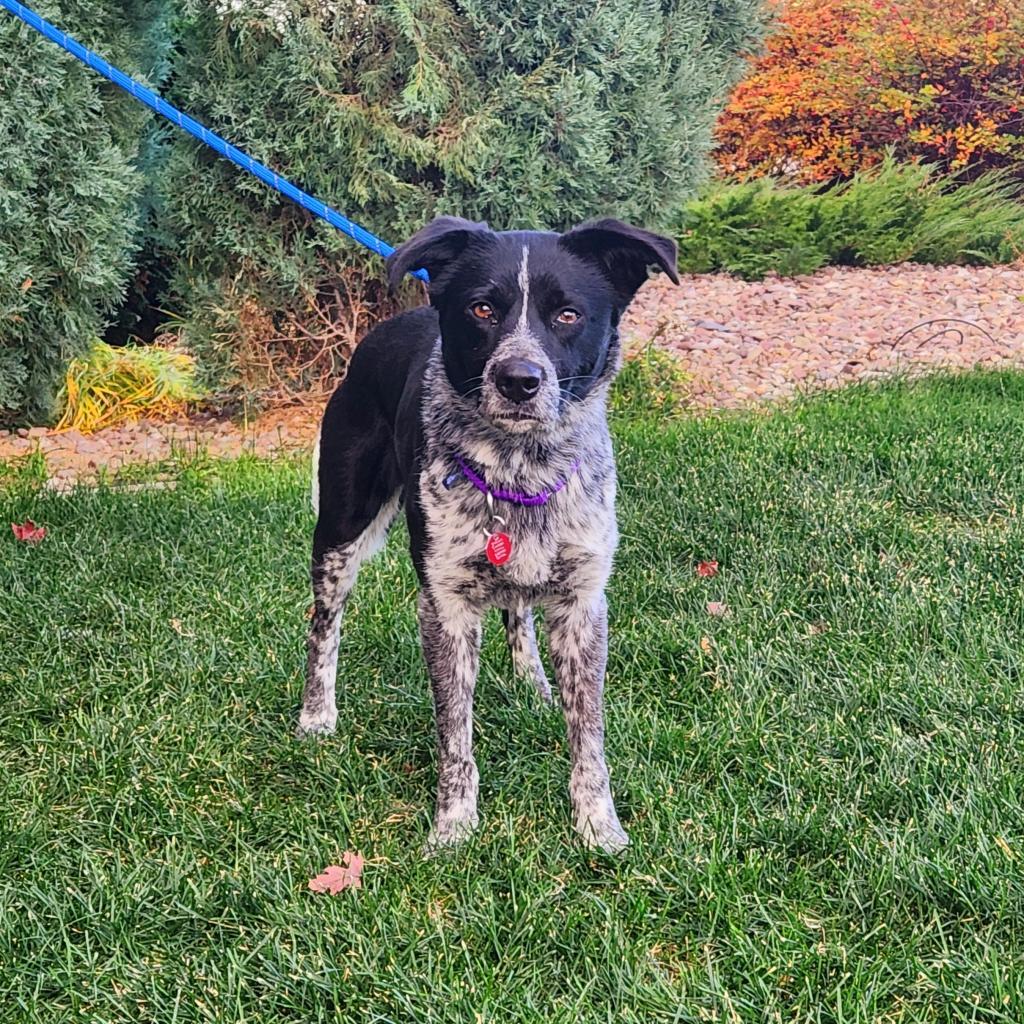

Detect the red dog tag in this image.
[485,532,513,566]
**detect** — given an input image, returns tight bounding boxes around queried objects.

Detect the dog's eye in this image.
[470,302,495,322]
[555,308,580,325]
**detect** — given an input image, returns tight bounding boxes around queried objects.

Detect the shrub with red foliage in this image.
[716,0,1024,182]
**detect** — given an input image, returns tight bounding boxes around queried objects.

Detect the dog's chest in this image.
[419,456,616,605]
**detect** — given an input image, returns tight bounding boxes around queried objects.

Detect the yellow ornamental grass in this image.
[56,341,202,433]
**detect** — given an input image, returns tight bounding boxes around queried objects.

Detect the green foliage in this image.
[0,0,764,420]
[677,157,1024,279]
[674,177,831,278]
[610,343,691,421]
[0,1,174,425]
[0,445,47,492]
[826,160,1024,267]
[157,0,766,394]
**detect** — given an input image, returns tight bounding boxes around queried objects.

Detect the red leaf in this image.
[308,851,364,894]
[706,601,729,617]
[696,559,719,578]
[11,520,46,543]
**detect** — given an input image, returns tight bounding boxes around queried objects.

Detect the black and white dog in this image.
[301,216,678,854]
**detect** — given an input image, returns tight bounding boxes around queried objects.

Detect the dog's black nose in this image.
[494,358,544,403]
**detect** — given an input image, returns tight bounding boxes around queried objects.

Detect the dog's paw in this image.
[532,671,554,706]
[422,815,479,857]
[575,816,630,856]
[295,708,337,738]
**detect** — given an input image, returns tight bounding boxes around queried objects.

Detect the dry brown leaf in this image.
[308,851,364,894]
[11,520,46,543]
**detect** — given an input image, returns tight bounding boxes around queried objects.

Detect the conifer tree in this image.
[159,0,766,396]
[0,1,173,423]
[0,1,765,417]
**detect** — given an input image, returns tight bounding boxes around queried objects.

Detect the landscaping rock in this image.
[622,263,1024,410]
[2,263,1021,485]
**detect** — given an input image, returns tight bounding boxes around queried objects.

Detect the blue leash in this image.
[0,0,430,283]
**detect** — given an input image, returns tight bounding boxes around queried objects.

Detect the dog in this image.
[300,216,679,853]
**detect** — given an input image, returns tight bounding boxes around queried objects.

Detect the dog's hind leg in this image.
[298,487,401,738]
[502,606,552,704]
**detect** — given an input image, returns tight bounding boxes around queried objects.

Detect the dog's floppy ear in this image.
[386,215,491,293]
[559,218,680,306]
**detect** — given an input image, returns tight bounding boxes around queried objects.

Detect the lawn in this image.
[2,372,1023,1023]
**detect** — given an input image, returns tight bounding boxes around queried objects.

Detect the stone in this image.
[622,263,1024,411]
[3,263,1020,481]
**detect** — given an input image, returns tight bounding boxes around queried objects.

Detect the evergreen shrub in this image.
[0,0,173,424]
[158,0,767,401]
[676,157,1024,279]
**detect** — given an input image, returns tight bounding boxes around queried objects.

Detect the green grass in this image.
[2,371,1024,1023]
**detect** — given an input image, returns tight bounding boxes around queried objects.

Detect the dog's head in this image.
[387,217,679,434]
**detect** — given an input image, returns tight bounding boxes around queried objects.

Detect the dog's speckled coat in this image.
[299,217,678,853]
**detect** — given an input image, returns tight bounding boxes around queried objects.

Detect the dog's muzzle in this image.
[478,332,561,431]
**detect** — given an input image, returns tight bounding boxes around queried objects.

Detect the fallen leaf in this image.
[20,277,32,292]
[11,520,46,543]
[308,851,364,894]
[699,635,713,654]
[706,601,729,617]
[696,559,719,578]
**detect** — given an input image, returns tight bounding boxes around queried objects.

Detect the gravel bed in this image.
[622,263,1024,408]
[3,263,1021,481]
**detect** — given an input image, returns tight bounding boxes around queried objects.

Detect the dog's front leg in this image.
[419,590,482,852]
[547,593,629,854]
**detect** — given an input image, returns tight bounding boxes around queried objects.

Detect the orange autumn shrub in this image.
[716,0,1024,182]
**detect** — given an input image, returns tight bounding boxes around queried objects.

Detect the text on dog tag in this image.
[485,532,512,566]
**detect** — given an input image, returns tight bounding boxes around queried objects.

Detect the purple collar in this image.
[445,454,581,507]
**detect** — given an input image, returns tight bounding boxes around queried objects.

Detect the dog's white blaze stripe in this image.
[311,428,321,514]
[517,244,530,332]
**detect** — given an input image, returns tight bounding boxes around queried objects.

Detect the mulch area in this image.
[0,407,320,489]
[2,263,1022,484]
